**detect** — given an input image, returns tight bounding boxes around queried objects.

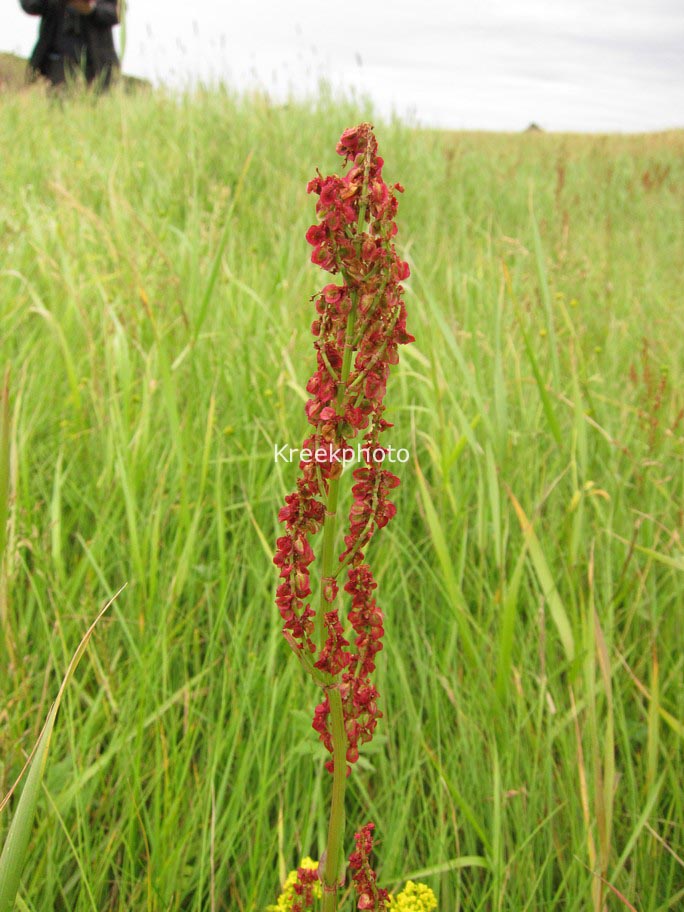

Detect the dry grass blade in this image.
[570,688,597,876]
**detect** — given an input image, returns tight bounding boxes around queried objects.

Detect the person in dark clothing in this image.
[20,0,120,90]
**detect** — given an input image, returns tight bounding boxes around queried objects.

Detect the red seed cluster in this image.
[291,864,319,912]
[274,123,413,775]
[349,823,389,911]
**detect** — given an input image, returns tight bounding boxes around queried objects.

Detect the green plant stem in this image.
[321,687,348,910]
[313,145,373,906]
[316,291,358,900]
[314,286,358,651]
[316,472,342,651]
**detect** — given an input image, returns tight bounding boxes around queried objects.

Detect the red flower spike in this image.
[274,122,410,901]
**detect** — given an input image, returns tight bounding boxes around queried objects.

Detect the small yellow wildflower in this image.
[266,858,321,912]
[388,880,438,912]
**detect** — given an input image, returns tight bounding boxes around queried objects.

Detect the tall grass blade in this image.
[0,586,124,912]
[192,150,254,344]
[529,194,560,389]
[415,279,494,444]
[619,654,684,740]
[118,1,127,64]
[610,772,665,884]
[415,461,486,680]
[0,367,11,662]
[386,855,488,882]
[495,546,526,702]
[0,368,9,569]
[517,319,563,451]
[507,487,575,662]
[646,645,659,789]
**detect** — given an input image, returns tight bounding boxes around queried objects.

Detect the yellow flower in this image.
[266,858,321,912]
[388,880,438,911]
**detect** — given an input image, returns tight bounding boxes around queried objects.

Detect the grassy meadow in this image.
[0,86,683,911]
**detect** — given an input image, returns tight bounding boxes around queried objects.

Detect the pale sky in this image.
[3,0,683,131]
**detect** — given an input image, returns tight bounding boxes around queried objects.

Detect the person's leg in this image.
[59,52,89,91]
[45,53,66,86]
[94,63,115,92]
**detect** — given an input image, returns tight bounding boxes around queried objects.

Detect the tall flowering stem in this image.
[274,123,413,911]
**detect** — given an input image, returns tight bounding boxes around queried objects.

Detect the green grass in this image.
[0,85,683,911]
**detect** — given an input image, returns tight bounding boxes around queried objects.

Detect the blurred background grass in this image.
[0,85,682,910]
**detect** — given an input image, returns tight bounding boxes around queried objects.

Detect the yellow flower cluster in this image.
[266,858,322,912]
[388,881,438,912]
[267,863,437,912]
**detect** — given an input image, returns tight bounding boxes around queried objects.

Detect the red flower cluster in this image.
[349,823,389,911]
[274,122,413,779]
